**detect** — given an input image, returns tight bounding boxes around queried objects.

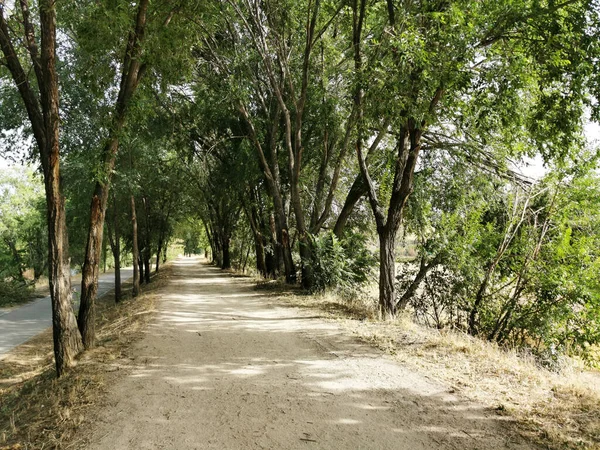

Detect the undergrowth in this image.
[280,289,600,450]
[0,269,166,450]
[0,281,34,309]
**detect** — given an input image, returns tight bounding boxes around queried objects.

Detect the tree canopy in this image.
[1,0,599,375]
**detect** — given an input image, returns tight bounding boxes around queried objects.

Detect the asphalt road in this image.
[0,268,133,358]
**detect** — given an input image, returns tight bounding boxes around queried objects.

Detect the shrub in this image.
[0,280,32,308]
[307,230,376,294]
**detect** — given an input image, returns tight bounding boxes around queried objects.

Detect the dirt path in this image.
[84,257,533,450]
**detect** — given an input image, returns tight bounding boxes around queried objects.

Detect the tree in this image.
[0,0,82,375]
[75,0,150,349]
[0,168,45,282]
[350,0,599,317]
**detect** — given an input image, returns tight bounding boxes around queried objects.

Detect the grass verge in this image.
[277,290,600,450]
[0,267,168,450]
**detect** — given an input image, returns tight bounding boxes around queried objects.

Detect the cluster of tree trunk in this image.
[0,0,151,375]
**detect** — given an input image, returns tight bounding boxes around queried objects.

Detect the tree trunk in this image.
[48,191,83,376]
[243,202,267,278]
[254,237,267,277]
[237,104,295,283]
[106,202,121,302]
[155,247,161,273]
[333,174,367,238]
[113,240,121,303]
[139,255,145,284]
[269,213,282,277]
[396,255,441,310]
[142,196,151,283]
[222,236,231,270]
[378,228,398,318]
[469,260,498,334]
[102,232,107,273]
[77,0,149,349]
[274,196,295,283]
[143,252,151,283]
[298,235,313,290]
[46,194,83,376]
[155,235,163,273]
[39,0,83,374]
[212,226,223,267]
[131,196,140,297]
[77,193,103,348]
[0,0,83,376]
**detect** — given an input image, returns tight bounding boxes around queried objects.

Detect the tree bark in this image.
[144,253,151,283]
[78,0,149,348]
[378,228,397,318]
[333,174,367,238]
[396,255,441,310]
[238,104,296,283]
[243,202,267,277]
[131,196,140,297]
[0,0,84,376]
[142,196,152,283]
[139,254,145,284]
[39,0,84,374]
[106,202,121,302]
[155,245,162,273]
[222,236,231,270]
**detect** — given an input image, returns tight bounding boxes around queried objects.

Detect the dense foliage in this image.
[1,0,599,374]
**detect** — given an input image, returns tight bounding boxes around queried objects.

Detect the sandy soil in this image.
[82,257,535,450]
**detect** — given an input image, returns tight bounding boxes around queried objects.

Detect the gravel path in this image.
[85,257,533,450]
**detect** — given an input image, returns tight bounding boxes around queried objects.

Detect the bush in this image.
[0,280,32,308]
[307,230,376,295]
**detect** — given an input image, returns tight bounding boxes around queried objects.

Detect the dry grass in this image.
[0,268,168,450]
[280,290,600,450]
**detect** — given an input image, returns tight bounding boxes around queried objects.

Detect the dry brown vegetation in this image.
[278,290,600,450]
[0,268,167,450]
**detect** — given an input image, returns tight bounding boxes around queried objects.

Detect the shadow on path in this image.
[86,257,535,450]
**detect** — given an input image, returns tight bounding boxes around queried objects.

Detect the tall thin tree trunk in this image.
[222,236,231,270]
[396,255,441,310]
[141,197,151,283]
[0,0,83,376]
[77,193,104,348]
[39,0,83,373]
[378,227,397,318]
[47,193,82,375]
[107,202,122,302]
[77,0,149,348]
[131,196,140,297]
[144,253,151,283]
[333,174,367,238]
[269,214,281,277]
[113,233,121,304]
[102,232,107,273]
[155,234,163,273]
[243,202,267,277]
[113,204,121,302]
[139,255,145,284]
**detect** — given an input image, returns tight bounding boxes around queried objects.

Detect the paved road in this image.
[0,268,133,358]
